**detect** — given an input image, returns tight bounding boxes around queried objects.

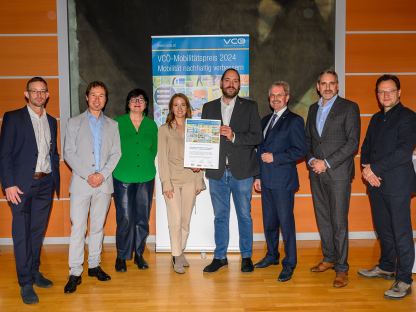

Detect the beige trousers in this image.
[164,182,197,256]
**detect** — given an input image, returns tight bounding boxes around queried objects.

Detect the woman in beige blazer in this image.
[158,93,205,274]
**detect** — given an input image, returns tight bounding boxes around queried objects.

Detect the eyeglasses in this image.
[377,89,398,96]
[270,93,287,99]
[28,89,48,95]
[130,97,146,103]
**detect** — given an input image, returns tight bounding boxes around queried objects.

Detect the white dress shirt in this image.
[27,105,51,173]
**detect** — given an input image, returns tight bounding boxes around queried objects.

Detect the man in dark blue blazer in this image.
[254,81,306,282]
[359,74,416,299]
[0,77,60,304]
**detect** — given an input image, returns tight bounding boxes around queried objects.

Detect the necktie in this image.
[265,113,278,139]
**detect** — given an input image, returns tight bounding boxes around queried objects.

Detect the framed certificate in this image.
[184,118,221,169]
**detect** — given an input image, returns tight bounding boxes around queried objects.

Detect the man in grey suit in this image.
[201,68,262,273]
[63,81,121,293]
[305,70,360,288]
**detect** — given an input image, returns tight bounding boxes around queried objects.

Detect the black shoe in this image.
[134,254,149,270]
[33,272,53,288]
[203,258,228,273]
[20,284,39,304]
[88,266,111,281]
[278,266,294,282]
[254,257,279,269]
[64,275,82,294]
[241,257,254,273]
[115,258,127,272]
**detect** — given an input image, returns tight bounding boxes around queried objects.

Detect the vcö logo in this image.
[223,37,246,45]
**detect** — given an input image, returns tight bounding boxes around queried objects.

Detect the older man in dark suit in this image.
[0,77,60,304]
[254,81,306,282]
[305,70,360,288]
[201,68,262,273]
[358,74,416,299]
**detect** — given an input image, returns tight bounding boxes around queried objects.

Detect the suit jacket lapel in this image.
[265,108,289,141]
[80,111,94,148]
[23,106,38,152]
[321,98,340,138]
[229,97,241,128]
[100,116,109,163]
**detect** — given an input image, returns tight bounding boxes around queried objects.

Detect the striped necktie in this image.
[265,113,278,139]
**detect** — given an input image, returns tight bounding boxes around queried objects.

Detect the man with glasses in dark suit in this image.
[0,77,60,304]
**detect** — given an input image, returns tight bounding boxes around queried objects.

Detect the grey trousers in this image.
[68,190,111,276]
[310,174,351,272]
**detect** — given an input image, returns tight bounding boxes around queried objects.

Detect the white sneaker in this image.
[384,281,411,299]
[358,265,395,280]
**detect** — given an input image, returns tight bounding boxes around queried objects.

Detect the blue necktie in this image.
[265,113,278,139]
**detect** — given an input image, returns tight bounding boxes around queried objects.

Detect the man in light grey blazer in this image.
[305,70,360,288]
[63,81,121,294]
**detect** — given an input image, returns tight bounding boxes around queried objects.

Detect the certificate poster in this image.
[184,119,221,169]
[151,34,249,126]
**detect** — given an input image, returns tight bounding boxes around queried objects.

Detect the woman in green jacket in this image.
[113,88,157,272]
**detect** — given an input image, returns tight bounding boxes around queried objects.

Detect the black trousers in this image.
[113,178,154,259]
[369,188,414,284]
[10,174,54,286]
[310,175,351,272]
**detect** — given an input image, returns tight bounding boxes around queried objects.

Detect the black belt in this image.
[33,172,50,179]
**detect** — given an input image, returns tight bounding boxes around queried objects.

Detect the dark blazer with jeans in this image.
[202,97,262,180]
[0,106,60,286]
[201,96,262,258]
[258,109,306,267]
[361,103,416,284]
[305,96,360,272]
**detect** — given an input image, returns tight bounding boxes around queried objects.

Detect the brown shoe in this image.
[310,261,334,272]
[333,272,348,288]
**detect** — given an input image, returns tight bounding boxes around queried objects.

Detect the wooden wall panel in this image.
[346,75,416,114]
[346,0,416,31]
[297,163,311,194]
[346,34,416,73]
[0,0,57,34]
[352,157,366,193]
[0,37,58,76]
[0,78,60,117]
[60,162,72,199]
[0,202,12,237]
[359,116,370,148]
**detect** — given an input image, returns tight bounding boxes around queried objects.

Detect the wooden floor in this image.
[0,240,414,311]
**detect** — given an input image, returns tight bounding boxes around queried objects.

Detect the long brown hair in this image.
[165,93,193,128]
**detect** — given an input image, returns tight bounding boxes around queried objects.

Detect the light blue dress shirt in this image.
[308,95,338,168]
[87,111,104,172]
[316,95,337,136]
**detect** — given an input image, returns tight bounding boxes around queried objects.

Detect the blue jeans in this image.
[209,170,254,259]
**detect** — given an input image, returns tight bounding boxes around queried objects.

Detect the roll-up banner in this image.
[152,35,250,252]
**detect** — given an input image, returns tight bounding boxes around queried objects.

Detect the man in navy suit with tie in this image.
[0,77,60,304]
[254,81,306,281]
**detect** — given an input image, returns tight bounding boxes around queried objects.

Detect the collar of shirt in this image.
[318,94,338,111]
[382,102,402,119]
[27,105,47,120]
[274,106,287,118]
[220,95,237,107]
[87,110,104,123]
